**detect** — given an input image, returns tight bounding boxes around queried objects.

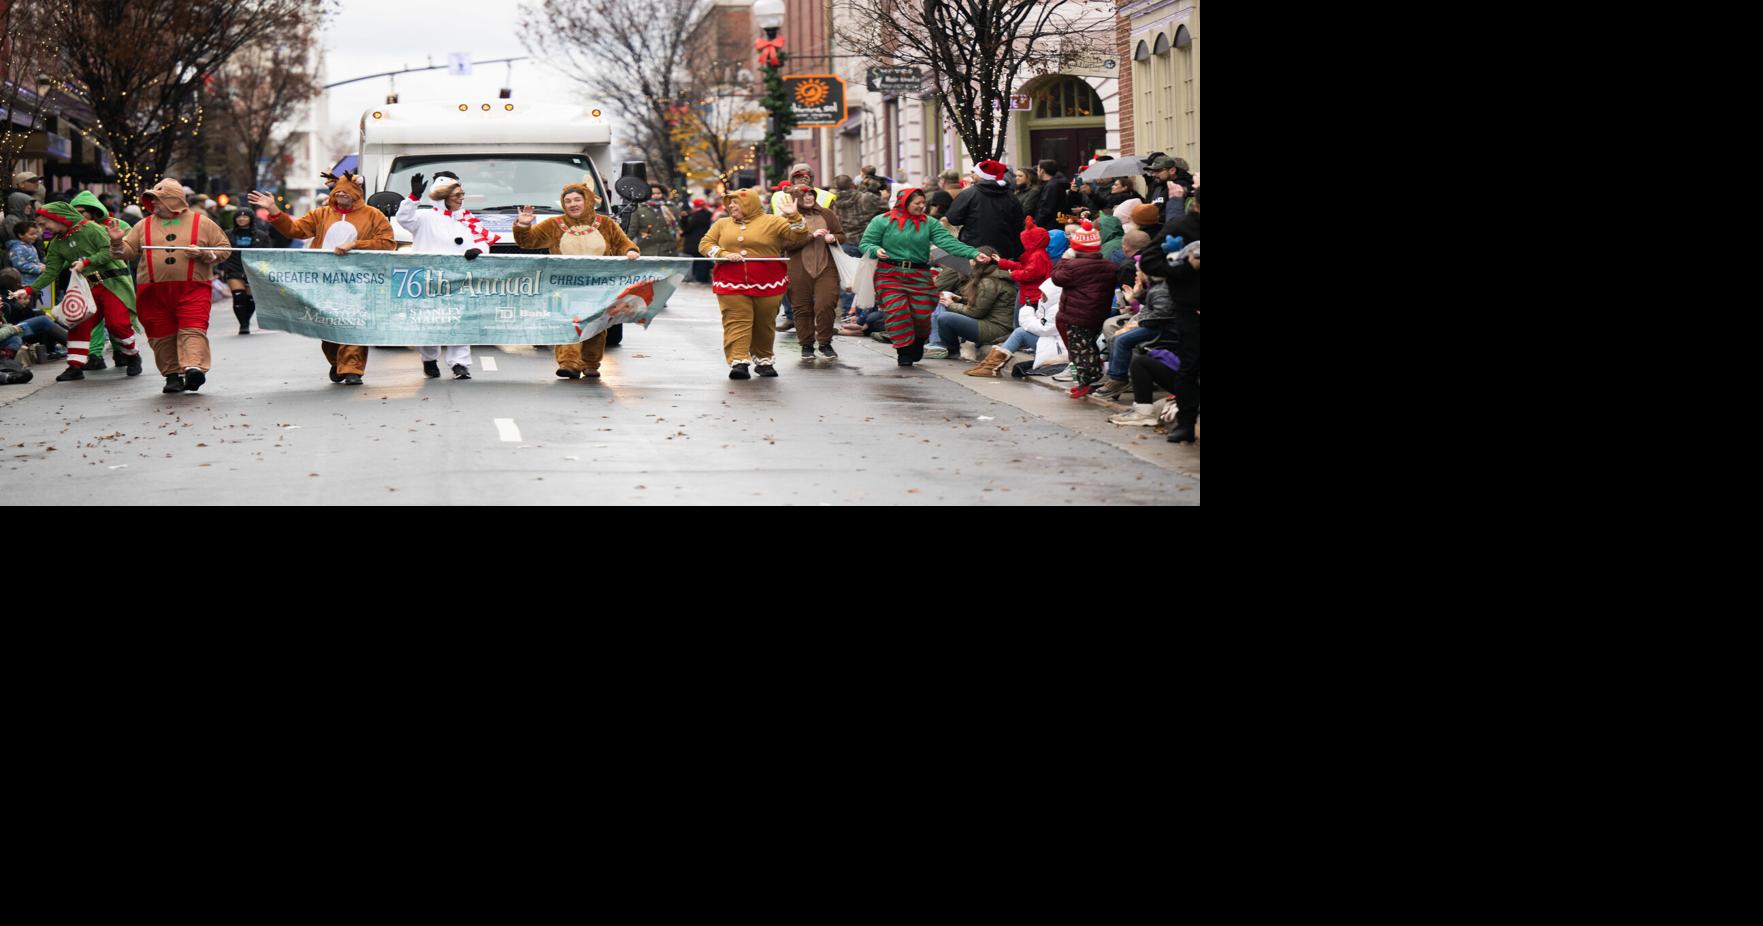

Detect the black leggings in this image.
[1130,352,1180,404]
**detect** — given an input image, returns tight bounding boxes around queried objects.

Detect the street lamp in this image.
[753,0,792,188]
[754,0,784,38]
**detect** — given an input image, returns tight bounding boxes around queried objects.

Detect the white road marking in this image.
[495,418,522,442]
[481,357,498,372]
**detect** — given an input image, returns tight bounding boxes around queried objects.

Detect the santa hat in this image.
[971,160,1008,186]
[1069,220,1101,253]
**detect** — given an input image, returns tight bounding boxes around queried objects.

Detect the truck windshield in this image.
[386,155,607,213]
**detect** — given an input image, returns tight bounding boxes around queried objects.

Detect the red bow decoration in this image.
[756,36,785,68]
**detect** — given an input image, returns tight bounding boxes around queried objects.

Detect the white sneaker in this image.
[1110,405,1160,427]
[923,346,949,359]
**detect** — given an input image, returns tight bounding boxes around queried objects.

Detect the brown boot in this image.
[964,347,1011,377]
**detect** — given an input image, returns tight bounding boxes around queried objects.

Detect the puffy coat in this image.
[945,270,1018,344]
[946,181,1024,259]
[1049,251,1117,329]
[995,218,1052,306]
[1019,288,1065,367]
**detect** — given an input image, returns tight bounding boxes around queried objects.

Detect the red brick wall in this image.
[1116,8,1135,156]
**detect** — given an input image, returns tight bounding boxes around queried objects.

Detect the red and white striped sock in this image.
[66,340,90,367]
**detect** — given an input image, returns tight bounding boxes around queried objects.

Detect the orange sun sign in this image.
[795,79,831,107]
[781,75,847,127]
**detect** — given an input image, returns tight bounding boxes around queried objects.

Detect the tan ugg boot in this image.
[964,347,1011,377]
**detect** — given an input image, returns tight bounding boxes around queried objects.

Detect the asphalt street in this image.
[1,284,1199,505]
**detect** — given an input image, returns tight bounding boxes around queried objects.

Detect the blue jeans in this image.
[934,312,982,356]
[2,315,59,351]
[998,327,1038,354]
[925,303,948,348]
[1107,325,1157,379]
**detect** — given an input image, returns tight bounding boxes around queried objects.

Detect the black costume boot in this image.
[123,353,142,376]
[183,368,206,392]
[422,360,441,378]
[56,365,84,382]
[163,374,186,393]
[233,291,254,334]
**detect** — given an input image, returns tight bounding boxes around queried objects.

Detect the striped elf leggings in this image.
[66,286,140,369]
[875,263,938,359]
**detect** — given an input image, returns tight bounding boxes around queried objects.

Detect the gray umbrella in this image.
[1077,156,1145,183]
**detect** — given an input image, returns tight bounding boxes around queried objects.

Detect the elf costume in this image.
[857,187,979,365]
[512,180,639,380]
[19,201,142,380]
[110,179,231,393]
[696,188,809,378]
[265,172,395,383]
[68,191,139,365]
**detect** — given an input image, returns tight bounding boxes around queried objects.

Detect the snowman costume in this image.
[395,174,502,376]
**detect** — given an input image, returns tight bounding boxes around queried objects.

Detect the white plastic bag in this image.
[53,269,96,330]
[850,255,878,310]
[829,242,860,290]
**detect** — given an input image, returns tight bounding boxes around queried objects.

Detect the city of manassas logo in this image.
[298,305,368,328]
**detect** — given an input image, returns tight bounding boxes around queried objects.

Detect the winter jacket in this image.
[946,182,1025,260]
[679,208,715,257]
[854,189,889,231]
[218,219,274,279]
[945,271,1018,344]
[831,185,864,233]
[1049,251,1118,329]
[512,181,638,256]
[933,267,964,295]
[7,239,43,278]
[1034,173,1069,230]
[995,219,1052,306]
[1137,281,1176,325]
[1164,250,1200,318]
[27,201,136,307]
[631,202,680,255]
[1096,215,1126,264]
[1016,183,1042,221]
[859,210,979,266]
[1161,211,1200,250]
[1018,291,1066,367]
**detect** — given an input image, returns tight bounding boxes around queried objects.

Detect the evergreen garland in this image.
[760,51,798,183]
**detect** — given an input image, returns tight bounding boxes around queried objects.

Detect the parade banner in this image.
[241,250,699,345]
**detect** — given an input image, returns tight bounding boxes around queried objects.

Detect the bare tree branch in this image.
[835,0,1113,162]
[518,0,709,192]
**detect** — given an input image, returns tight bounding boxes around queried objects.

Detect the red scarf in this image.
[443,208,502,248]
[886,188,927,231]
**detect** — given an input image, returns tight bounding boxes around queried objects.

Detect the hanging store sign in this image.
[866,66,922,93]
[783,75,847,128]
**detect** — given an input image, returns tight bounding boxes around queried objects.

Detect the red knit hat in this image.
[1069,220,1101,253]
[971,159,1008,186]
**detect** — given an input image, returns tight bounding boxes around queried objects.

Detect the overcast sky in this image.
[321,1,589,141]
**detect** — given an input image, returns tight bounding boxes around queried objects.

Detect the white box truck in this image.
[356,101,621,251]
